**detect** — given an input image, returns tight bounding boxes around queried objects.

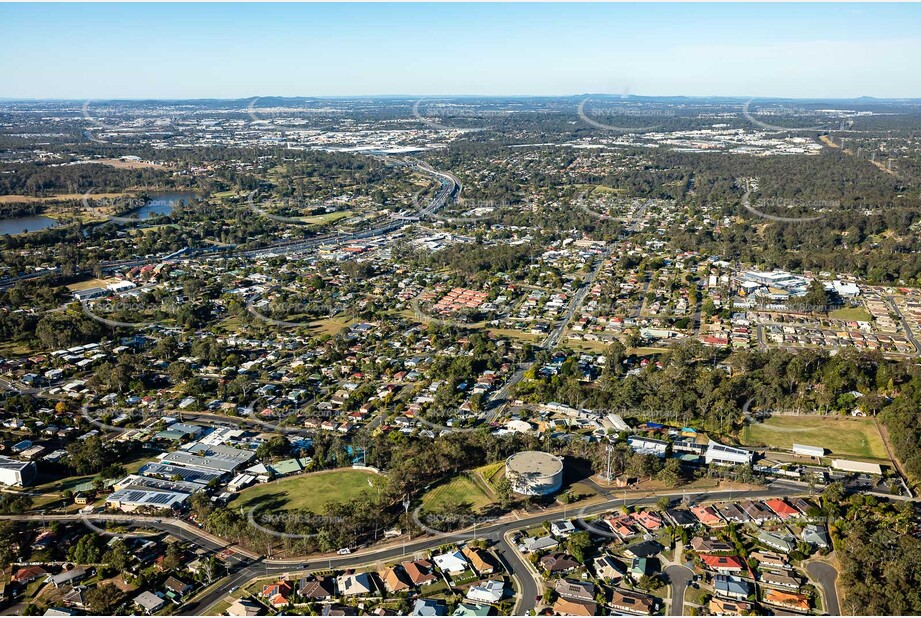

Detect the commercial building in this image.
[106,487,190,512]
[705,443,753,466]
[0,455,37,487]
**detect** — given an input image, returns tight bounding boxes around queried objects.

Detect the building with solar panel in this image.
[106,487,190,512]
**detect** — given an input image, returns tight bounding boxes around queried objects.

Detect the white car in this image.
[337,548,352,555]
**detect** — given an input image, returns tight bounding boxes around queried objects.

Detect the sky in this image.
[2,3,920,100]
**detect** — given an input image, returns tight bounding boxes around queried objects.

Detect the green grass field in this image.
[421,473,495,512]
[237,468,381,513]
[829,306,873,322]
[475,462,505,489]
[740,415,888,461]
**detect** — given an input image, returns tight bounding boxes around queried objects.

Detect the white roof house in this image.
[433,550,469,574]
[336,572,374,596]
[466,579,505,603]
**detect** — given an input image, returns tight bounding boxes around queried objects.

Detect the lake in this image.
[0,215,59,235]
[123,191,196,219]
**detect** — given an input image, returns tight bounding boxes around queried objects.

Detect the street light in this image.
[402,496,411,557]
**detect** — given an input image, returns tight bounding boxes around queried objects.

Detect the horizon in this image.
[4,94,920,103]
[2,3,920,99]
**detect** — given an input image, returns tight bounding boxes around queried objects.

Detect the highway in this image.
[0,158,459,290]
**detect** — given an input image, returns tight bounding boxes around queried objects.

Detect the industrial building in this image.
[505,450,564,496]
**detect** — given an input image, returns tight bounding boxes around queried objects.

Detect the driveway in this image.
[665,564,694,616]
[807,561,841,616]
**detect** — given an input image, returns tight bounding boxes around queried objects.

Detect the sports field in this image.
[421,473,495,512]
[237,468,381,512]
[740,415,888,461]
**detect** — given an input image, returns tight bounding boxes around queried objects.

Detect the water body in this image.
[122,191,196,219]
[0,215,59,235]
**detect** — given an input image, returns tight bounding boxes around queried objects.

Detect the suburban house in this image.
[552,597,597,616]
[465,579,505,604]
[432,550,469,575]
[741,501,777,524]
[402,559,438,586]
[709,597,753,616]
[665,508,697,527]
[411,598,448,616]
[539,553,581,574]
[133,591,166,615]
[381,566,414,593]
[462,546,497,575]
[764,498,800,520]
[763,589,811,611]
[226,599,262,617]
[690,537,734,553]
[750,551,788,570]
[760,571,803,590]
[593,555,626,582]
[610,588,656,615]
[699,554,746,573]
[261,580,293,608]
[713,575,753,600]
[758,531,796,553]
[690,505,724,526]
[298,576,336,599]
[337,572,374,596]
[518,536,559,553]
[551,519,578,537]
[554,579,594,602]
[802,524,831,548]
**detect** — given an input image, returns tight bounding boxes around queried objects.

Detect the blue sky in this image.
[2,3,920,99]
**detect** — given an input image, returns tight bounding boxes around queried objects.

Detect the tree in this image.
[85,582,125,615]
[802,280,830,313]
[566,531,593,563]
[102,539,132,572]
[68,534,104,564]
[656,458,688,488]
[0,521,19,567]
[161,542,184,572]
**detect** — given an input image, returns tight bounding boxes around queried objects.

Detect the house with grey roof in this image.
[713,575,753,600]
[134,591,166,614]
[802,524,831,548]
[758,531,796,553]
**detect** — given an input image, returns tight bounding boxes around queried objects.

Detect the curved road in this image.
[185,480,807,615]
[806,561,841,616]
[665,564,694,616]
